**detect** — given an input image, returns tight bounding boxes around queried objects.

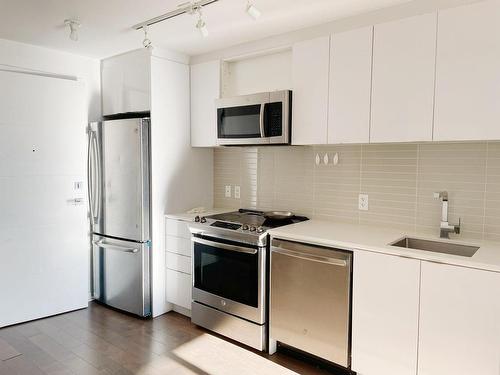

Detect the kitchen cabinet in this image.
[352,251,420,375]
[190,60,220,147]
[328,27,372,144]
[434,0,500,141]
[370,13,437,143]
[101,49,151,115]
[291,36,330,145]
[418,262,500,375]
[165,218,192,315]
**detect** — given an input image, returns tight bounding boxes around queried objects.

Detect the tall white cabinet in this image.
[101,48,213,317]
[291,36,330,145]
[328,27,373,144]
[434,0,500,141]
[370,13,437,143]
[190,60,220,147]
[352,251,420,375]
[418,262,500,375]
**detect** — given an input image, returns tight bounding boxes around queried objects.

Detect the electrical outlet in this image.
[225,185,232,198]
[234,185,241,199]
[358,194,369,211]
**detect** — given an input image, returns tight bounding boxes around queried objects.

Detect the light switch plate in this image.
[225,185,232,198]
[359,194,369,211]
[234,185,241,199]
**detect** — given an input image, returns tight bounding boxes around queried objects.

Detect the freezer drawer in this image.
[92,235,151,317]
[270,239,352,367]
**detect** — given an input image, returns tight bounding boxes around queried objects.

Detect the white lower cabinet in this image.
[166,269,192,310]
[418,262,500,375]
[165,218,193,314]
[352,251,420,375]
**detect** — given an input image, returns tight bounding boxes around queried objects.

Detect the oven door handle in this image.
[193,237,258,255]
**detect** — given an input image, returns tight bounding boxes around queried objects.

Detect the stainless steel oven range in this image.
[188,209,308,351]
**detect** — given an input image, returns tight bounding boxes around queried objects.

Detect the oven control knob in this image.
[221,300,226,307]
[194,215,200,222]
[256,226,264,234]
[200,217,207,223]
[249,226,256,232]
[242,224,249,231]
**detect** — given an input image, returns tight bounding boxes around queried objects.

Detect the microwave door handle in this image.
[259,104,265,137]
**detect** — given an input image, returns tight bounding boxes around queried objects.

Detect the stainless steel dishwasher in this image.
[269,239,352,368]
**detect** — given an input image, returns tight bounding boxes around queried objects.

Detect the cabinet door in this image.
[370,13,437,143]
[434,0,500,141]
[166,269,192,310]
[101,49,151,116]
[329,27,373,144]
[190,60,220,147]
[352,251,420,375]
[292,36,330,145]
[418,262,500,375]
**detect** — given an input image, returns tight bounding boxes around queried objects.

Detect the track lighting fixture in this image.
[132,0,263,46]
[64,19,80,41]
[142,25,153,49]
[195,7,209,37]
[246,1,261,20]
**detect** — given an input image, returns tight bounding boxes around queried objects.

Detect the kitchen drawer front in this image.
[166,252,191,274]
[166,219,191,239]
[166,269,192,310]
[166,235,191,257]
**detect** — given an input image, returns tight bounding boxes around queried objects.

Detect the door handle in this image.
[271,247,347,267]
[259,103,265,137]
[93,239,139,253]
[193,237,258,255]
[87,130,95,221]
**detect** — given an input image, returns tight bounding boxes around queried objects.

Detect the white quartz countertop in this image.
[268,220,500,273]
[165,208,230,222]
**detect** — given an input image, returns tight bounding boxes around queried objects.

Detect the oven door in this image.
[192,236,265,324]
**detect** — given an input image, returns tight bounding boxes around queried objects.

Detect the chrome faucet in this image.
[433,191,461,239]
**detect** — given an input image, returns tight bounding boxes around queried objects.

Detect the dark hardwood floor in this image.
[0,302,347,375]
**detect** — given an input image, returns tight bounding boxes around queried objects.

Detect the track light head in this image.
[246,1,261,20]
[142,25,153,49]
[195,7,208,37]
[64,19,81,41]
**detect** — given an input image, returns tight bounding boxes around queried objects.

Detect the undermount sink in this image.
[389,237,479,257]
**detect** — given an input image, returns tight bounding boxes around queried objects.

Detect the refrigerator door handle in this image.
[93,130,102,224]
[93,239,139,254]
[87,130,96,222]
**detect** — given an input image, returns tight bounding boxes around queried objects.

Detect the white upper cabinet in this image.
[370,13,437,143]
[190,60,220,147]
[418,262,500,375]
[292,36,330,145]
[101,49,151,116]
[434,0,500,141]
[328,26,373,144]
[352,251,420,375]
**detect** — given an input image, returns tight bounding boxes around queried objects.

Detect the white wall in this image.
[0,38,101,121]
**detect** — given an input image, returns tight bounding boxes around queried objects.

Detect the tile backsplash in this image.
[214,142,500,242]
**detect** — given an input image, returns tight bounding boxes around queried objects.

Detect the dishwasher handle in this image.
[271,247,347,267]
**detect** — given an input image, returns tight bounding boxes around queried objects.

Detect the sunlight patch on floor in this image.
[172,333,299,375]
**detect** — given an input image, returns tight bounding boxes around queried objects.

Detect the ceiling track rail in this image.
[0,65,77,81]
[132,0,220,30]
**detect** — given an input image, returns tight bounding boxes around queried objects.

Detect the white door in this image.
[0,70,88,327]
[418,262,500,375]
[329,26,373,144]
[292,36,330,145]
[352,251,420,375]
[370,13,437,143]
[434,0,500,141]
[190,60,220,147]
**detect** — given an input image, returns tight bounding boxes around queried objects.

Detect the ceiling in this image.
[0,0,411,59]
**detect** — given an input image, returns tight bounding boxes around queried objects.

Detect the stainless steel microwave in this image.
[215,90,292,146]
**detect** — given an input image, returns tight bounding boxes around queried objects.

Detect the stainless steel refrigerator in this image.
[88,117,151,317]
